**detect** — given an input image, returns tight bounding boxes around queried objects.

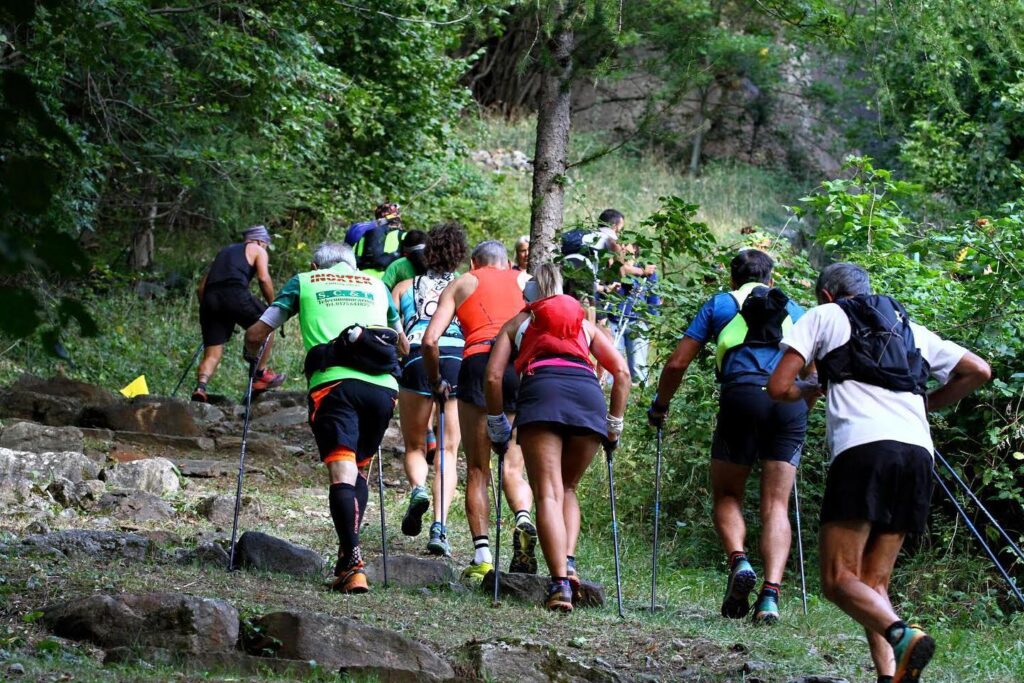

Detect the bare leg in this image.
[759,461,796,584]
[860,531,905,678]
[434,398,460,524]
[501,411,534,516]
[258,331,274,372]
[710,459,752,556]
[562,432,601,560]
[459,400,491,540]
[518,426,566,577]
[196,344,224,385]
[398,390,432,488]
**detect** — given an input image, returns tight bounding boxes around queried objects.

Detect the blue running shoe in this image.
[721,557,757,619]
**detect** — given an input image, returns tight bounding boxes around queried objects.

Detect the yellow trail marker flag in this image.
[120,375,149,398]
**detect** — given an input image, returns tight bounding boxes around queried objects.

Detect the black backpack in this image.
[304,324,400,381]
[357,226,402,271]
[818,295,930,395]
[739,286,790,346]
[561,228,591,257]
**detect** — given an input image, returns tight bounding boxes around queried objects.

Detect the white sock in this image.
[473,536,492,565]
[515,510,532,527]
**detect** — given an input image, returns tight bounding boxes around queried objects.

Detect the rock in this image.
[10,374,117,405]
[21,530,151,561]
[481,571,605,608]
[80,397,199,437]
[42,592,238,654]
[97,490,174,523]
[101,457,180,495]
[6,662,25,676]
[215,435,287,458]
[380,424,404,454]
[112,431,215,453]
[0,390,84,426]
[0,422,84,453]
[0,477,49,512]
[176,542,230,568]
[234,531,323,576]
[458,639,619,683]
[0,447,100,484]
[185,402,226,429]
[247,610,454,681]
[197,494,262,527]
[133,280,167,299]
[173,459,263,478]
[46,477,104,509]
[104,647,321,677]
[251,406,307,430]
[25,518,51,535]
[364,554,457,588]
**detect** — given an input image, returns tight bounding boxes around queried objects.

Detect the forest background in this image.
[2,0,1024,676]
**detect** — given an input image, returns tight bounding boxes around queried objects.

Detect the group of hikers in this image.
[192,203,991,683]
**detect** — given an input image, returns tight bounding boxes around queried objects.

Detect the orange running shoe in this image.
[329,563,369,594]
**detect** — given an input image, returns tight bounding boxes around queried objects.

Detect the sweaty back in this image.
[456,267,524,357]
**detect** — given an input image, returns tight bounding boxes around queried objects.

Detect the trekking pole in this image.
[934,450,1024,563]
[437,402,447,550]
[612,280,647,349]
[605,440,625,618]
[650,427,663,612]
[172,342,204,397]
[493,442,506,606]
[227,336,269,571]
[377,445,389,587]
[793,474,808,615]
[932,467,1024,608]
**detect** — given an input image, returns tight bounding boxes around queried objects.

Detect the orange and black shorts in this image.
[307,379,397,467]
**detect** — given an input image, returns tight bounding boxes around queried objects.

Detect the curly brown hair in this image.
[426,221,469,274]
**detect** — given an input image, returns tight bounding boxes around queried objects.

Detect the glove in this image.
[486,413,512,454]
[604,439,619,456]
[606,413,624,441]
[647,400,668,428]
[431,378,452,404]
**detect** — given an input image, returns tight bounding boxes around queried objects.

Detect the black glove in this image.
[432,378,452,405]
[647,401,668,428]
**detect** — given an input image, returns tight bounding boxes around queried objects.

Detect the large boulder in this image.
[185,402,226,430]
[251,406,308,431]
[0,390,83,426]
[0,447,100,483]
[197,494,262,527]
[10,374,117,405]
[247,610,454,682]
[233,531,323,576]
[364,554,457,589]
[457,639,619,683]
[80,397,199,437]
[42,592,238,654]
[20,530,152,561]
[101,457,180,495]
[111,431,215,453]
[481,571,606,608]
[0,422,84,454]
[97,490,174,523]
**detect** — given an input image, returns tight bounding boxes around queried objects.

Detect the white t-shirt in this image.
[781,302,967,460]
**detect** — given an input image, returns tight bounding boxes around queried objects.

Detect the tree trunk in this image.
[129,199,156,271]
[527,7,574,272]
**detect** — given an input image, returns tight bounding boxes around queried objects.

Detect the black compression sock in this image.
[877,676,893,683]
[884,620,909,647]
[329,483,361,569]
[355,474,369,527]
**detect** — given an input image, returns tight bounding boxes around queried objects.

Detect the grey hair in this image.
[514,234,530,249]
[471,240,509,266]
[312,242,356,270]
[816,262,872,302]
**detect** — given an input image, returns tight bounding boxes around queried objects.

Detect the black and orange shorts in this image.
[307,379,397,467]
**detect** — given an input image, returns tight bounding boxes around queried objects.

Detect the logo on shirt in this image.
[316,289,374,306]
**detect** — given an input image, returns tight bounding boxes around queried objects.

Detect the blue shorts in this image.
[399,346,461,397]
[515,365,606,439]
[711,383,808,466]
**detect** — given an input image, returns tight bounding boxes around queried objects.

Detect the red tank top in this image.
[514,295,593,375]
[457,267,525,357]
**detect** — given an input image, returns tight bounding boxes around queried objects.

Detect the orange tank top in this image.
[457,267,525,358]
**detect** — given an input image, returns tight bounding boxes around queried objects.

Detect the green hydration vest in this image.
[295,263,399,391]
[354,228,403,278]
[714,281,794,373]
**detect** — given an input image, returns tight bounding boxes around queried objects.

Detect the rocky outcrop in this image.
[101,457,180,496]
[96,490,174,523]
[20,530,152,561]
[457,639,620,683]
[481,571,606,608]
[233,531,324,576]
[0,422,84,454]
[80,397,199,436]
[0,448,100,483]
[364,554,457,588]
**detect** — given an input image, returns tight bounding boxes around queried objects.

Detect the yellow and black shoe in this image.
[509,520,538,574]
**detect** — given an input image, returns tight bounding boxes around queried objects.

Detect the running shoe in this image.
[461,561,494,586]
[892,625,936,683]
[545,579,573,613]
[329,562,369,594]
[751,589,780,625]
[720,557,757,619]
[509,520,539,574]
[425,428,437,465]
[426,522,450,556]
[566,557,581,602]
[251,368,286,393]
[401,485,430,537]
[190,387,208,403]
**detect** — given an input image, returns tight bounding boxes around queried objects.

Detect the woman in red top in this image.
[484,264,631,612]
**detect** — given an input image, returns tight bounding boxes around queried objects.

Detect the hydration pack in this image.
[513,294,592,375]
[355,226,403,272]
[715,283,793,373]
[818,295,930,395]
[304,324,400,380]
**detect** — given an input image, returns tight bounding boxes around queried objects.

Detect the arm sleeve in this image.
[911,323,968,384]
[682,298,717,344]
[386,290,400,327]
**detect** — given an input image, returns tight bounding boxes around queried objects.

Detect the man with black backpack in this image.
[561,208,624,306]
[244,242,408,595]
[648,249,808,625]
[345,202,404,278]
[768,262,990,683]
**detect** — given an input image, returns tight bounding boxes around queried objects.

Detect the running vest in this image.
[457,267,524,358]
[292,263,399,391]
[818,295,930,395]
[354,227,403,275]
[205,243,255,289]
[714,282,794,374]
[400,271,463,347]
[513,295,593,375]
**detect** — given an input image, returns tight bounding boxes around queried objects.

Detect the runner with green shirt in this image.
[382,230,428,290]
[245,242,408,594]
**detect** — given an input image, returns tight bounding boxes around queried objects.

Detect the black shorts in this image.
[821,440,933,534]
[516,366,606,438]
[711,384,808,467]
[399,346,462,397]
[199,286,267,347]
[307,379,398,467]
[457,352,518,413]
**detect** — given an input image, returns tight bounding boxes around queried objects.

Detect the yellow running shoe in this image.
[461,561,494,586]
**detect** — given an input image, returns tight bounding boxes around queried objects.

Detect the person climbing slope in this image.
[382,230,429,290]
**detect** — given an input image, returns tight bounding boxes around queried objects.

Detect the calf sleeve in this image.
[329,483,361,570]
[355,474,369,527]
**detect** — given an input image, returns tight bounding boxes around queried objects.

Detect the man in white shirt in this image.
[767,262,990,683]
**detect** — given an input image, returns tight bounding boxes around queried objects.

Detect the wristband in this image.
[607,413,624,438]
